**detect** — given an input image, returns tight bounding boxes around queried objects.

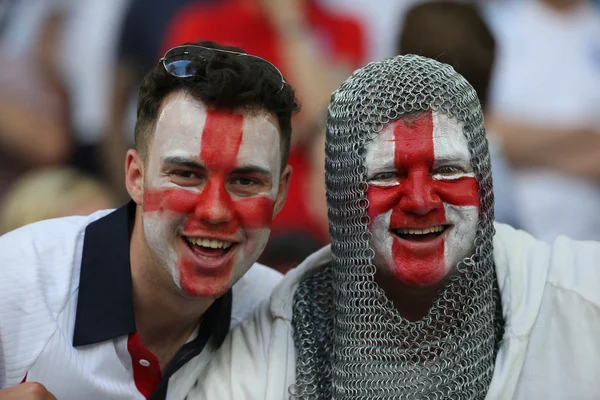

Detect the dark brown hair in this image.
[134,41,299,168]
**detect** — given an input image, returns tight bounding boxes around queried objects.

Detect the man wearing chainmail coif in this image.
[185,54,600,400]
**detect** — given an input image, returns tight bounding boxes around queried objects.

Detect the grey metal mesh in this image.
[290,55,504,399]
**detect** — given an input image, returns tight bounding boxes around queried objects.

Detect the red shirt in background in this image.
[162,0,365,245]
[162,0,364,72]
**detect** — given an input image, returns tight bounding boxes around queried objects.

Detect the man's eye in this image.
[172,170,198,179]
[372,172,396,181]
[435,166,464,175]
[234,177,259,186]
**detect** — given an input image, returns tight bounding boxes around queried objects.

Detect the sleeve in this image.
[548,235,600,307]
[0,228,61,388]
[185,300,296,400]
[0,217,85,388]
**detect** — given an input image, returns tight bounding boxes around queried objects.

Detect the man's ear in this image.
[273,165,292,217]
[125,149,144,205]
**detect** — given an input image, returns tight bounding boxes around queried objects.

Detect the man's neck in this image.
[129,219,213,367]
[132,268,212,348]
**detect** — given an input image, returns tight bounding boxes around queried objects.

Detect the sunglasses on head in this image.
[160,44,287,92]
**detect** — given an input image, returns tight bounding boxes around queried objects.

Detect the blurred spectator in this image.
[0,167,117,234]
[321,0,423,62]
[0,0,71,200]
[53,0,131,175]
[483,0,600,241]
[162,0,365,143]
[101,0,206,201]
[397,0,521,228]
[161,0,367,271]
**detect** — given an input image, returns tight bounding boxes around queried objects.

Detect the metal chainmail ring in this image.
[290,55,505,400]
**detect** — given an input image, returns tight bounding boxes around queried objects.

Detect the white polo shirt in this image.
[0,201,282,399]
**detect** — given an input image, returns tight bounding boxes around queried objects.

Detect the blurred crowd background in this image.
[0,0,599,272]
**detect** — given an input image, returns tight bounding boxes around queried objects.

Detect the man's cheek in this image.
[143,187,201,214]
[370,212,395,271]
[367,186,400,221]
[234,197,275,229]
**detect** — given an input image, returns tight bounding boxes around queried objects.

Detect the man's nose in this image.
[195,180,234,224]
[398,171,442,216]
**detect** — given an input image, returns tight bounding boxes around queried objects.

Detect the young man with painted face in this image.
[185,55,600,399]
[0,41,296,399]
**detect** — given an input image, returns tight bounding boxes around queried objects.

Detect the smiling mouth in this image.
[183,236,235,260]
[392,225,450,242]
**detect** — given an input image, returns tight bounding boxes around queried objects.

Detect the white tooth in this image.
[186,238,234,249]
[422,228,431,234]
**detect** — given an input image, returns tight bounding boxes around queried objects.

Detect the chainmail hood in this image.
[290,55,504,399]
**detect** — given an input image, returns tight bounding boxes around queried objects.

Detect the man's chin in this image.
[180,287,228,300]
[177,278,231,300]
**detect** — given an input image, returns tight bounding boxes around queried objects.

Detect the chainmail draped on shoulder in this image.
[290,55,504,399]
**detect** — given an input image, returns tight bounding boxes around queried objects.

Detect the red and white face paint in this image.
[142,92,283,298]
[365,110,479,287]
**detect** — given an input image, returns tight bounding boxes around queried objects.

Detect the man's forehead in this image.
[366,111,467,148]
[152,92,207,150]
[151,92,282,160]
[377,111,463,137]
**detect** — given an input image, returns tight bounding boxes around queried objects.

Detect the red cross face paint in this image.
[365,110,480,287]
[141,92,283,298]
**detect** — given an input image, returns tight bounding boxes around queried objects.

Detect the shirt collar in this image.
[73,200,231,348]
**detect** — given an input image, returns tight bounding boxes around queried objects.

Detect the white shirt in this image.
[186,223,600,399]
[485,0,600,241]
[0,202,282,399]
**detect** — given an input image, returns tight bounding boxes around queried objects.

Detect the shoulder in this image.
[231,245,333,326]
[493,222,552,278]
[230,263,282,326]
[0,210,113,309]
[545,233,600,308]
[493,223,600,335]
[269,245,333,320]
[495,222,600,307]
[0,210,112,386]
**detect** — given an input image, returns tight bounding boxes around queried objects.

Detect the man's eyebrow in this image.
[434,155,471,164]
[162,156,206,170]
[230,166,272,177]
